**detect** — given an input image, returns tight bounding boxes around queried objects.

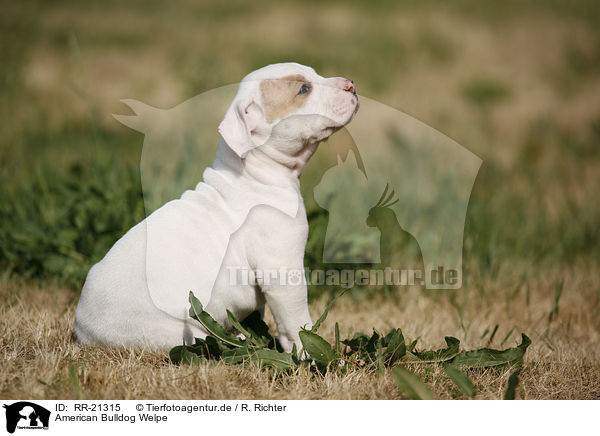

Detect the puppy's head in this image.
[219,63,359,158]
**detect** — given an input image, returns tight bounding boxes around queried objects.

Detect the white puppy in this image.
[73,63,358,352]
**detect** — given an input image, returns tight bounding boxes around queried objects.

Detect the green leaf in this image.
[407,339,418,353]
[226,309,254,342]
[169,345,206,366]
[169,345,185,364]
[252,349,296,369]
[312,288,349,333]
[240,311,273,348]
[376,337,385,376]
[392,366,434,400]
[366,330,380,355]
[413,336,460,363]
[222,348,295,369]
[504,366,522,400]
[299,330,337,367]
[384,328,406,365]
[342,332,370,352]
[443,364,476,398]
[453,334,531,369]
[188,292,244,348]
[204,335,228,357]
[221,347,253,365]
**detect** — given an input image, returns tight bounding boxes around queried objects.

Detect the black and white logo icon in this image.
[3,402,50,434]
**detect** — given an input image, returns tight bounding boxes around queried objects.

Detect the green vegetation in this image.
[170,291,530,399]
[1,0,599,399]
[1,1,599,291]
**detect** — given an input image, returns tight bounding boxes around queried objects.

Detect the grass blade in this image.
[443,364,476,398]
[312,288,349,333]
[334,322,341,355]
[500,326,515,347]
[548,279,564,322]
[392,366,434,400]
[487,324,499,345]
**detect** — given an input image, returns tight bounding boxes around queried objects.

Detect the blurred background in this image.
[1,0,599,297]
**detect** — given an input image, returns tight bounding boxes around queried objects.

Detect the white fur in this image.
[73,63,358,352]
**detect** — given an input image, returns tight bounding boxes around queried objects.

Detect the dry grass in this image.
[1,1,599,401]
[1,263,598,400]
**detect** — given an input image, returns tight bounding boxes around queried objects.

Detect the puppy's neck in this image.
[215,139,318,187]
[246,140,319,182]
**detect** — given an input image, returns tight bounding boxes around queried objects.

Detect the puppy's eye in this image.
[297,84,311,95]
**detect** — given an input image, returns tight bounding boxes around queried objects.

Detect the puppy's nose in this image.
[333,78,356,93]
[343,79,355,93]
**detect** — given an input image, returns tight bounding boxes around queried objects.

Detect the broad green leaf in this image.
[187,338,214,359]
[222,348,295,369]
[366,330,380,355]
[342,330,380,363]
[453,334,531,369]
[504,366,522,400]
[384,328,406,365]
[311,288,349,333]
[226,309,254,342]
[188,292,244,348]
[204,335,228,357]
[392,366,434,400]
[443,364,476,398]
[169,345,186,364]
[299,330,337,367]
[413,336,460,363]
[169,345,205,366]
[240,311,273,347]
[181,348,206,366]
[221,347,253,365]
[252,349,296,369]
[342,332,370,352]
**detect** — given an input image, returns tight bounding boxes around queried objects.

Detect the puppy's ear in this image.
[218,98,266,158]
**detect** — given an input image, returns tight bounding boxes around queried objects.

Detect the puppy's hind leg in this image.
[74,302,207,350]
[132,312,208,350]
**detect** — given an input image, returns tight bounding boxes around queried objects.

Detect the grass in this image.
[1,0,600,399]
[1,272,598,399]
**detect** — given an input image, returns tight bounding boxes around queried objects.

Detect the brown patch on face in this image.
[259,74,311,123]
